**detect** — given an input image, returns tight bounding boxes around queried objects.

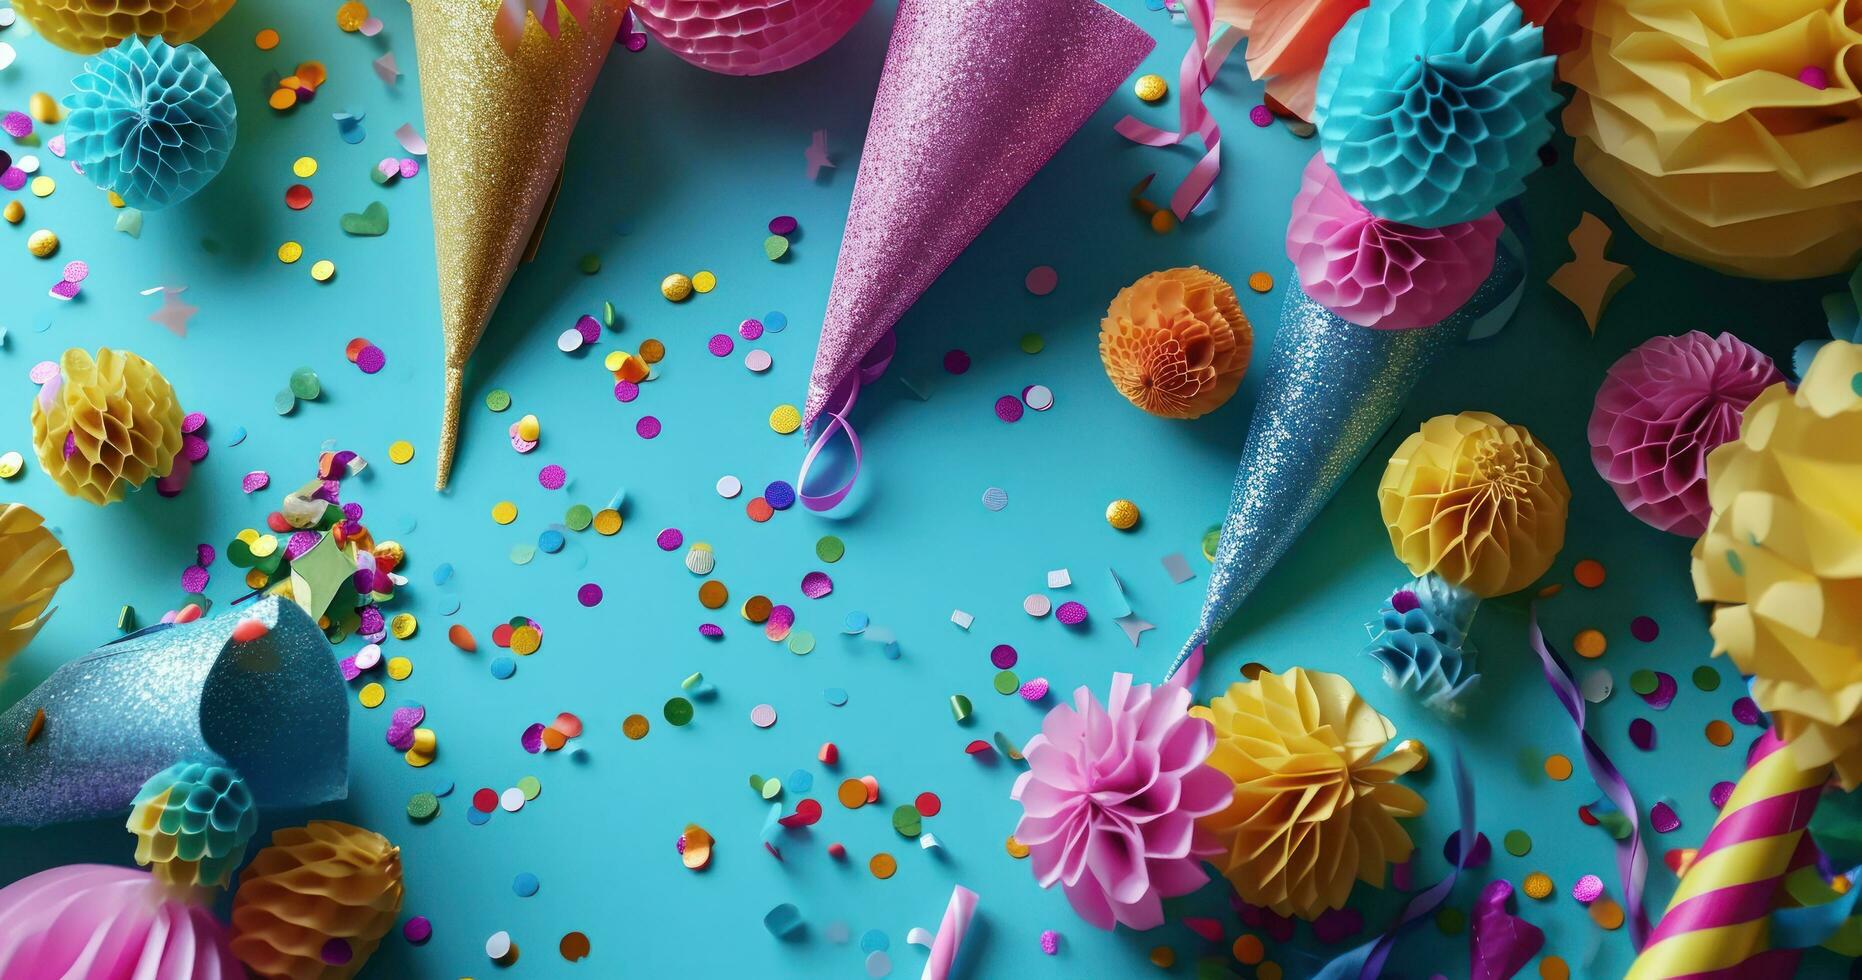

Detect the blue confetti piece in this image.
[860,929,889,953]
[764,310,787,333]
[824,687,849,706]
[539,528,565,554]
[466,806,490,826]
[490,656,515,680]
[842,611,869,634]
[512,872,540,897]
[433,779,454,797]
[788,769,813,793]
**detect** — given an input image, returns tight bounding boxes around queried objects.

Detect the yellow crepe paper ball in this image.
[230,821,404,980]
[13,0,237,54]
[1692,340,1862,788]
[1192,668,1426,920]
[0,503,73,681]
[1561,0,1862,279]
[31,348,184,506]
[1100,266,1253,419]
[1378,412,1570,598]
[1106,499,1140,531]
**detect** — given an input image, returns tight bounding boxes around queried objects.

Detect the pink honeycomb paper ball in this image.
[633,0,873,76]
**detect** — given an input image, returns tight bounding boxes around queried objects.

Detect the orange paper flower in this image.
[1100,266,1253,419]
[1193,668,1425,920]
[1379,412,1570,597]
[1215,0,1369,121]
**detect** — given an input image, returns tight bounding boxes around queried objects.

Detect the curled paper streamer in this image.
[921,884,977,980]
[796,330,894,512]
[1529,603,1650,946]
[1173,232,1524,676]
[0,864,242,979]
[1115,0,1239,219]
[0,596,348,828]
[1625,730,1823,978]
[631,0,872,75]
[799,0,1154,436]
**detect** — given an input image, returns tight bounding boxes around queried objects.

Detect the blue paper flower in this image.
[127,760,257,890]
[1798,263,1862,379]
[1365,573,1481,713]
[1314,0,1556,228]
[62,36,236,210]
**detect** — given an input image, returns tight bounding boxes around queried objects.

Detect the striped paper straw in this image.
[1626,729,1828,979]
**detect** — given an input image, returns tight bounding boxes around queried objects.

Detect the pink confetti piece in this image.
[195,544,215,566]
[47,280,79,301]
[943,350,970,374]
[1018,678,1049,701]
[61,261,89,283]
[636,416,661,439]
[398,158,420,179]
[1055,601,1087,626]
[575,315,601,344]
[707,334,734,357]
[1629,717,1656,750]
[1650,801,1681,834]
[394,123,427,155]
[182,411,207,434]
[357,345,386,374]
[699,623,723,638]
[28,360,60,384]
[1732,697,1764,726]
[994,395,1024,422]
[738,318,764,340]
[520,723,546,754]
[360,16,384,36]
[1,111,31,138]
[1023,265,1058,296]
[182,434,209,462]
[1572,874,1604,904]
[339,656,362,681]
[801,571,833,599]
[614,380,639,402]
[1639,671,1678,710]
[180,565,210,594]
[656,528,683,551]
[538,464,566,489]
[47,134,65,158]
[242,471,269,494]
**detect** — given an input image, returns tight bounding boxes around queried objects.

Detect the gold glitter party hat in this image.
[410,0,626,490]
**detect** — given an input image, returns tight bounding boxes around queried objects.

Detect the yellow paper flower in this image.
[1192,668,1425,920]
[12,0,236,54]
[230,821,404,980]
[31,348,184,506]
[1561,0,1862,279]
[1692,340,1862,788]
[0,503,73,681]
[1379,412,1570,598]
[1100,266,1253,419]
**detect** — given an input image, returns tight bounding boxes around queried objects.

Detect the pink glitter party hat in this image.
[800,0,1154,437]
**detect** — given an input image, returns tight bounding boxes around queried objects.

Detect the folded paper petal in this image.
[1215,0,1369,120]
[1194,668,1425,920]
[1562,0,1862,279]
[1691,340,1862,789]
[1286,153,1502,329]
[1588,331,1781,537]
[1379,411,1570,598]
[1099,267,1254,417]
[0,865,242,979]
[1011,667,1230,931]
[0,596,348,828]
[0,503,73,680]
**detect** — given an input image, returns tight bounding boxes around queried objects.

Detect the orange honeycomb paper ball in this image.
[1100,266,1253,419]
[229,821,403,980]
[12,0,237,54]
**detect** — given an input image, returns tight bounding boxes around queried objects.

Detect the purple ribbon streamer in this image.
[796,330,896,512]
[1528,601,1651,947]
[1312,749,1475,980]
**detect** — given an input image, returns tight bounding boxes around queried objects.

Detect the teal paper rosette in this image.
[127,760,258,891]
[1313,0,1555,228]
[62,36,237,210]
[1364,573,1480,713]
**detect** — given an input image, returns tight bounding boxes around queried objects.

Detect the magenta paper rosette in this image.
[1587,330,1781,537]
[1285,153,1502,330]
[0,864,243,980]
[632,0,872,76]
[1010,666,1232,930]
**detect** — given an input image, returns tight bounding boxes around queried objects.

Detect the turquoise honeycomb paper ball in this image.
[127,760,258,890]
[62,36,237,210]
[1313,0,1556,228]
[1365,573,1481,713]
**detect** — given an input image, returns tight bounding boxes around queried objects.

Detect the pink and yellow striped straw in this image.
[1626,729,1827,979]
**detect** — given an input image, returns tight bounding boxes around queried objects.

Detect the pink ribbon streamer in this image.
[1114,0,1240,219]
[1528,602,1651,947]
[797,330,896,512]
[922,884,978,980]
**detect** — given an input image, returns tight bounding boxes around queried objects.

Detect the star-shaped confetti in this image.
[1548,211,1634,336]
[144,285,198,338]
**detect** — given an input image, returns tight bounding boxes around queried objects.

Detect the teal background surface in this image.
[0,0,1848,976]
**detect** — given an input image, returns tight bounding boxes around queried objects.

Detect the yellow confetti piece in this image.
[692,270,717,293]
[386,656,413,680]
[277,241,303,263]
[292,156,318,178]
[3,201,22,224]
[660,273,693,302]
[335,1,369,31]
[359,682,385,708]
[492,501,518,525]
[1005,835,1030,859]
[388,440,414,464]
[1106,499,1140,530]
[404,748,434,768]
[245,569,269,590]
[1134,73,1168,102]
[27,229,57,257]
[28,92,61,124]
[310,259,336,282]
[593,509,622,535]
[517,414,541,442]
[1523,871,1554,900]
[0,451,22,479]
[511,625,542,656]
[29,176,55,198]
[769,404,801,434]
[390,613,418,639]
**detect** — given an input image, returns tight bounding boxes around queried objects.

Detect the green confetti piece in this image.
[760,777,782,800]
[816,535,845,563]
[565,504,594,531]
[993,670,1020,695]
[517,776,541,800]
[602,301,617,328]
[949,694,972,722]
[338,201,389,237]
[787,630,815,655]
[1630,669,1659,695]
[485,388,512,412]
[664,697,694,726]
[763,235,789,260]
[274,390,297,415]
[578,253,601,274]
[407,791,439,821]
[289,367,321,400]
[892,804,922,837]
[1503,829,1532,856]
[1201,525,1221,562]
[1692,665,1722,692]
[1019,333,1044,354]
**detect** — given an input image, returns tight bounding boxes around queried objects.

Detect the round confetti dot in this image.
[0,452,21,480]
[403,916,432,944]
[1543,754,1573,781]
[698,581,729,609]
[564,504,593,530]
[868,853,897,879]
[285,184,313,210]
[1233,934,1264,965]
[577,583,602,607]
[1022,384,1054,411]
[993,671,1020,695]
[386,656,412,680]
[510,626,541,655]
[1503,830,1532,856]
[593,509,622,535]
[28,175,53,197]
[1629,717,1656,750]
[750,703,778,728]
[492,501,518,525]
[1247,270,1275,293]
[512,872,540,897]
[622,714,649,739]
[1573,629,1606,659]
[660,273,692,301]
[1539,955,1570,980]
[26,229,57,257]
[981,487,1008,511]
[1692,665,1721,692]
[1705,719,1734,746]
[1590,897,1626,930]
[256,28,281,49]
[1023,594,1050,617]
[1106,499,1140,530]
[765,481,797,510]
[914,792,941,817]
[692,270,716,293]
[1630,615,1659,642]
[1134,72,1168,102]
[763,235,789,260]
[1522,871,1554,900]
[838,780,868,809]
[664,697,694,726]
[816,535,845,562]
[1573,559,1606,588]
[744,349,773,373]
[1249,103,1274,126]
[490,656,516,679]
[538,464,567,489]
[1573,873,1604,904]
[387,440,414,464]
[943,349,971,374]
[277,241,303,263]
[708,333,735,356]
[311,260,336,282]
[1055,601,1087,626]
[358,683,385,708]
[293,156,318,178]
[1024,265,1057,295]
[636,416,662,439]
[769,404,801,434]
[994,395,1024,422]
[406,791,438,820]
[990,644,1018,669]
[746,497,774,522]
[788,631,815,655]
[1630,669,1659,696]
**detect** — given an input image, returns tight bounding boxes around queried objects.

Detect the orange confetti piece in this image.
[1544,754,1574,781]
[24,708,45,745]
[681,824,712,870]
[869,852,897,879]
[1574,629,1607,659]
[255,28,280,50]
[1232,934,1265,965]
[837,779,866,809]
[1589,897,1625,930]
[1539,955,1570,980]
[448,624,477,651]
[1705,719,1734,746]
[1573,558,1606,588]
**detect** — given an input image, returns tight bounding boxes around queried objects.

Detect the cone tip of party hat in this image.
[435,365,464,491]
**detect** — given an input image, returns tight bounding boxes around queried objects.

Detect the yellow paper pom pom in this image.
[30,348,184,506]
[1099,266,1253,419]
[13,0,237,54]
[229,821,404,980]
[1692,340,1862,788]
[0,503,73,681]
[1561,0,1862,279]
[1378,412,1570,598]
[1192,668,1426,920]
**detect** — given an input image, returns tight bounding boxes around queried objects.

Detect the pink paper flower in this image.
[1285,153,1502,330]
[1588,331,1782,537]
[1011,666,1232,930]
